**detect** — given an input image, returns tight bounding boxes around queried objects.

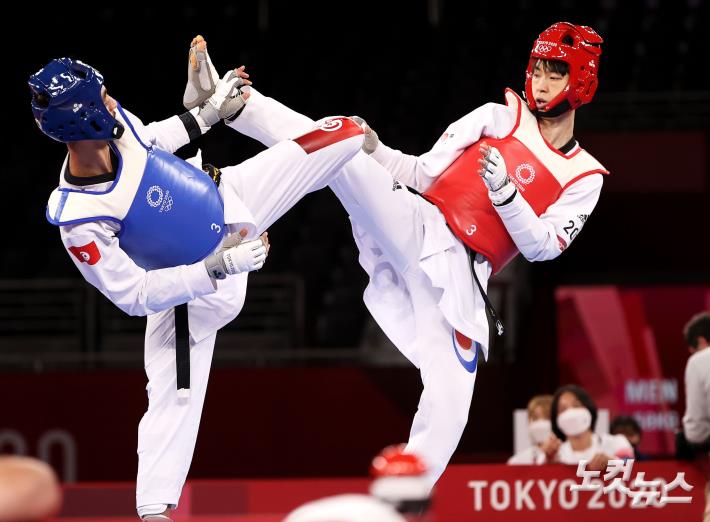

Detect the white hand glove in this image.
[204,233,267,279]
[183,35,220,110]
[478,144,516,206]
[350,116,379,154]
[195,70,248,127]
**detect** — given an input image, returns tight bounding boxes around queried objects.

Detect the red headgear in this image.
[369,445,430,510]
[370,444,427,478]
[524,22,603,116]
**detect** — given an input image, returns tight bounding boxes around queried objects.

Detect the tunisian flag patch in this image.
[68,241,101,265]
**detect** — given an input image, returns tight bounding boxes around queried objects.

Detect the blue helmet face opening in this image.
[28,58,124,142]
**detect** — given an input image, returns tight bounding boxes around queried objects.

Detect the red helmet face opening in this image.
[524,22,603,117]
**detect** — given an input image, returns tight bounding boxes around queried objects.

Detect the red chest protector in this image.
[423,89,608,274]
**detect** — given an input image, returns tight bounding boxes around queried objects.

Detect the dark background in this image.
[2,0,709,478]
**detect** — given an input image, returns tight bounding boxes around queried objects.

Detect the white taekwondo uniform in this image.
[51,106,363,510]
[229,87,606,487]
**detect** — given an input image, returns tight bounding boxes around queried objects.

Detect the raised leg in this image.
[227,88,425,269]
[220,118,363,235]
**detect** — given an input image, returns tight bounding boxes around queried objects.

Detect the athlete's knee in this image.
[292,117,364,157]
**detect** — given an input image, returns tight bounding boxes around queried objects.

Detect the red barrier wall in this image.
[0,368,422,481]
[436,461,707,520]
[0,364,528,482]
[53,462,707,520]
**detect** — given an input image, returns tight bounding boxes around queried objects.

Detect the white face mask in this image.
[557,407,592,437]
[528,419,552,445]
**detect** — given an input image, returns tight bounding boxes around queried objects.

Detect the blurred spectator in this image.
[610,415,648,461]
[0,456,62,521]
[284,444,431,522]
[681,312,710,522]
[508,394,561,465]
[551,385,634,471]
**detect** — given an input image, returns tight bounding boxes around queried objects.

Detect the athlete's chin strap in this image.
[535,99,573,119]
[523,90,573,119]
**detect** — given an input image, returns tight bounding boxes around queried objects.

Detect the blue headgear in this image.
[28,58,124,142]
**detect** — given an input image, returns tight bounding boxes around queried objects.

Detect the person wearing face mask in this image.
[508,394,561,464]
[552,385,634,471]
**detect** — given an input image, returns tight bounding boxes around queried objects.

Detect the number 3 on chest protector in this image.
[465,224,477,236]
[211,223,221,234]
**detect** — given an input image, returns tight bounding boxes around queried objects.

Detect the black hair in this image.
[533,59,570,76]
[610,415,642,436]
[683,312,710,349]
[550,384,598,441]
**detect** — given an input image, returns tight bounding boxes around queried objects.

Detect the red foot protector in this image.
[293,118,363,153]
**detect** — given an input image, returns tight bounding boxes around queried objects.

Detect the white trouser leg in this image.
[230,93,477,486]
[330,152,426,272]
[403,271,478,489]
[331,156,478,485]
[136,309,217,510]
[227,88,314,146]
[228,93,426,270]
[220,130,362,234]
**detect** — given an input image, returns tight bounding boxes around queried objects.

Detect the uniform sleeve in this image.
[683,356,710,444]
[493,173,604,262]
[122,108,205,154]
[60,220,216,316]
[369,103,517,193]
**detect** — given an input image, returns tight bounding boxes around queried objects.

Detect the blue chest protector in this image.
[120,147,225,270]
[46,105,225,270]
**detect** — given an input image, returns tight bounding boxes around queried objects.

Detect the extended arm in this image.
[366,103,517,192]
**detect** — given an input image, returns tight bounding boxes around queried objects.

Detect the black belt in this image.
[174,165,222,399]
[405,185,505,337]
[175,303,190,398]
[465,247,505,337]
